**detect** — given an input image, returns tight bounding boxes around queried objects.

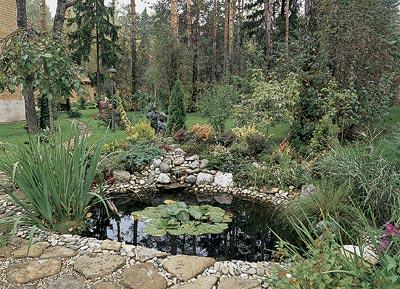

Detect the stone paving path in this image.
[0,236,268,289]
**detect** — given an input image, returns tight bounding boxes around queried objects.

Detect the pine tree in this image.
[167,80,186,134]
[67,0,119,97]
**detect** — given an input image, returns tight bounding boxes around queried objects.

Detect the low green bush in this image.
[0,128,106,234]
[121,140,164,173]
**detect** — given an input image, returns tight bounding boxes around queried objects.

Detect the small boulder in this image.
[212,172,233,188]
[199,159,209,169]
[189,160,200,169]
[175,148,185,156]
[113,170,131,182]
[157,173,171,184]
[196,173,214,186]
[185,175,197,184]
[134,246,168,262]
[213,194,233,205]
[152,159,162,168]
[160,163,171,173]
[173,157,185,166]
[100,239,122,252]
[340,245,379,265]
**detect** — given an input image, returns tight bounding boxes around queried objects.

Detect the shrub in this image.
[172,129,188,143]
[234,71,300,128]
[67,109,82,119]
[232,125,260,142]
[167,80,186,134]
[96,98,114,126]
[128,120,155,142]
[103,139,127,154]
[309,115,340,154]
[0,128,105,234]
[198,84,239,134]
[121,140,164,172]
[191,123,215,142]
[245,131,269,156]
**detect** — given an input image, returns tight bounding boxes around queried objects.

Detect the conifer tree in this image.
[67,0,119,97]
[167,80,186,134]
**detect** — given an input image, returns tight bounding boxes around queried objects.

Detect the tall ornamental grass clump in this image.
[0,129,105,233]
[315,142,399,223]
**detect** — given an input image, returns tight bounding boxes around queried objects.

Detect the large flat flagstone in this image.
[162,255,215,281]
[7,258,62,284]
[171,276,218,289]
[122,263,167,289]
[13,242,50,258]
[40,246,77,259]
[93,281,123,289]
[73,254,126,279]
[217,276,261,289]
[46,275,85,289]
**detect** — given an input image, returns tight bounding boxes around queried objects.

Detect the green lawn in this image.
[0,108,291,145]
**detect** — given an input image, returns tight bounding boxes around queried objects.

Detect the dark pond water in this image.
[86,191,280,262]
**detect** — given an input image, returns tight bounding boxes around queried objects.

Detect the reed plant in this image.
[0,128,106,233]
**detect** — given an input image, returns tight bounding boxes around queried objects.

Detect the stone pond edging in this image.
[109,147,299,206]
[0,179,278,289]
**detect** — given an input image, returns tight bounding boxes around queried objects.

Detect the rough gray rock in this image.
[196,173,214,186]
[113,170,131,182]
[185,175,197,184]
[159,163,171,173]
[213,172,233,188]
[157,173,171,184]
[134,246,168,262]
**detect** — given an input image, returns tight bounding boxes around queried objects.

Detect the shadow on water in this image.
[85,190,284,262]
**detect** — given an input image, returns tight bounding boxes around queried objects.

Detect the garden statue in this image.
[146,103,167,135]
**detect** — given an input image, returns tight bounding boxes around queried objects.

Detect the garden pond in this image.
[86,190,283,262]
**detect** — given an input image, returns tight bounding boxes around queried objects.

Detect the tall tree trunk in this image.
[40,0,47,32]
[285,0,289,52]
[53,0,79,35]
[185,0,191,47]
[228,0,235,74]
[170,0,179,82]
[190,0,199,112]
[16,0,27,28]
[264,0,273,59]
[211,0,218,82]
[111,0,116,25]
[223,0,230,77]
[234,0,243,75]
[171,0,179,45]
[16,0,38,133]
[131,0,138,104]
[305,0,319,33]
